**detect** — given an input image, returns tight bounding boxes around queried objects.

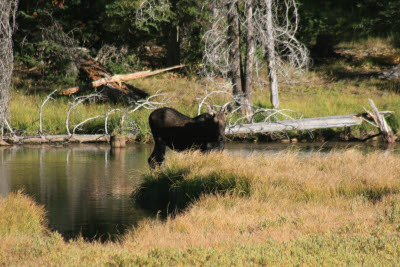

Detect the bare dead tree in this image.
[0,0,18,137]
[254,0,309,108]
[202,0,309,110]
[243,0,255,116]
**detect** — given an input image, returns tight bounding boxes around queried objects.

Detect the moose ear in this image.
[226,103,233,113]
[206,104,215,115]
[221,103,233,114]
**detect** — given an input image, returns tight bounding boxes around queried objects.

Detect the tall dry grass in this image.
[130,150,400,250]
[1,150,400,265]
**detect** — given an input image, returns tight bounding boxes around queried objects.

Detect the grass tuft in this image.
[0,190,48,237]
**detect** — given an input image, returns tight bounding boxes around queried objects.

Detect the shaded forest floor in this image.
[8,37,400,142]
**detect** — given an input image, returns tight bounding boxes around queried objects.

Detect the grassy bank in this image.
[2,150,400,265]
[8,37,400,141]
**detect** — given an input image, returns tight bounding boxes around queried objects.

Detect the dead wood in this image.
[225,114,364,135]
[225,111,393,136]
[377,63,400,80]
[59,56,184,101]
[363,99,395,143]
[3,134,109,144]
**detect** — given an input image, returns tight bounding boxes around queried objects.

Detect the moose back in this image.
[148,107,227,168]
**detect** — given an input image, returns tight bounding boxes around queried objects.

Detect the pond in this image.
[0,142,398,241]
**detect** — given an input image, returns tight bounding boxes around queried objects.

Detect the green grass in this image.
[2,150,400,265]
[7,36,400,140]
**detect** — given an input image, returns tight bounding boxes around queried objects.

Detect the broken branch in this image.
[59,65,185,96]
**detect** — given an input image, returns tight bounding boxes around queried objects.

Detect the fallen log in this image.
[3,134,110,144]
[226,114,361,135]
[60,64,185,96]
[377,62,400,80]
[225,112,392,136]
[62,56,149,101]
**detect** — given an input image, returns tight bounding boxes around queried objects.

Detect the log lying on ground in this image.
[225,112,391,136]
[377,62,400,80]
[3,134,110,144]
[226,114,362,135]
[60,63,185,97]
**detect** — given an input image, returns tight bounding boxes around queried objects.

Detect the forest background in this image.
[7,0,400,140]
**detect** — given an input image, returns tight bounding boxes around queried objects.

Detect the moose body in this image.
[148,107,227,168]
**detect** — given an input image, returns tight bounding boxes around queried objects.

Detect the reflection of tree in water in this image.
[0,147,13,197]
[3,145,153,241]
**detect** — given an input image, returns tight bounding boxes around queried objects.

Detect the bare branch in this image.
[66,93,103,136]
[104,108,122,135]
[72,114,105,136]
[39,89,58,135]
[197,90,232,115]
[110,93,167,134]
[128,93,167,114]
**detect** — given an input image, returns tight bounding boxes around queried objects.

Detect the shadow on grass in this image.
[375,79,400,94]
[312,52,400,90]
[338,185,398,204]
[131,168,250,216]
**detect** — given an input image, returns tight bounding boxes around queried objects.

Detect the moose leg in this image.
[148,137,166,168]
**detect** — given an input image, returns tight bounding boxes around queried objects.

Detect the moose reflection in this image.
[148,107,228,168]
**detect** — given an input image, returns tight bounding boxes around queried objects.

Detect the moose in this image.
[148,107,229,168]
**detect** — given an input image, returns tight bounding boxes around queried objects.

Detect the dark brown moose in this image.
[148,107,228,168]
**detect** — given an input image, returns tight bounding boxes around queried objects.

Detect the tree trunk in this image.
[166,25,181,66]
[227,0,243,100]
[0,0,18,136]
[165,0,180,66]
[243,0,255,117]
[265,0,279,109]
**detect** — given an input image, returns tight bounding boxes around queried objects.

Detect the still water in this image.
[0,142,398,241]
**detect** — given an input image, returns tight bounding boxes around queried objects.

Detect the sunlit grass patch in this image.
[2,150,400,264]
[0,191,48,237]
[128,150,400,250]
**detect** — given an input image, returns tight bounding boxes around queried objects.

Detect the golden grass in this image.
[1,150,400,264]
[0,190,48,237]
[130,150,400,250]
